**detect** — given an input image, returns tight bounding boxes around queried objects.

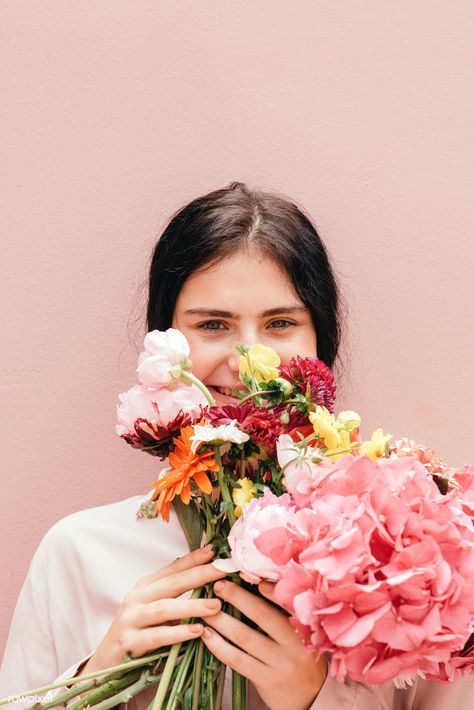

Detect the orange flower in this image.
[150,424,219,521]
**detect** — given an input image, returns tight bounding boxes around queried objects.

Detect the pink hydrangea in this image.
[450,464,474,517]
[253,454,474,686]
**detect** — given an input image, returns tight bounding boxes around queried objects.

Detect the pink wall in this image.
[1,1,473,653]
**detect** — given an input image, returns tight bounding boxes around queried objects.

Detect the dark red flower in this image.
[208,402,285,456]
[120,405,210,460]
[279,356,336,412]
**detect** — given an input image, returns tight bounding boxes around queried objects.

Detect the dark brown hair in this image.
[143,181,347,377]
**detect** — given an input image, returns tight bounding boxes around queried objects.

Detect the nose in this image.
[227,351,241,374]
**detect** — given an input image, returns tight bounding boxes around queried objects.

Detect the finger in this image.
[129,623,204,658]
[258,581,278,604]
[136,545,215,587]
[138,562,227,604]
[213,580,300,648]
[138,597,222,627]
[204,610,278,664]
[201,626,268,684]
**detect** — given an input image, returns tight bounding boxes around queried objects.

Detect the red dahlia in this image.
[208,403,285,457]
[279,356,336,412]
[121,405,210,460]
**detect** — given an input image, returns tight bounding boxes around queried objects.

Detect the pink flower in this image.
[276,434,334,507]
[391,437,448,476]
[226,488,297,584]
[451,465,474,516]
[136,328,191,387]
[256,454,474,685]
[116,383,208,458]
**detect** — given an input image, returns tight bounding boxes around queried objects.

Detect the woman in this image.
[1,182,472,708]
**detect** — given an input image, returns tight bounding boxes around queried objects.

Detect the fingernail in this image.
[202,627,212,639]
[202,544,213,554]
[204,598,220,609]
[214,581,225,594]
[190,623,203,633]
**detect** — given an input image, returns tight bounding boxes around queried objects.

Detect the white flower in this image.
[136,328,192,387]
[190,420,250,453]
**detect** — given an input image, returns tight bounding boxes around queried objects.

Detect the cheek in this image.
[276,327,317,365]
[185,336,223,381]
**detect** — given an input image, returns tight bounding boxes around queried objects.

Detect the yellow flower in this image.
[359,428,393,461]
[232,476,258,517]
[309,405,343,450]
[324,428,352,461]
[336,410,361,432]
[239,344,281,383]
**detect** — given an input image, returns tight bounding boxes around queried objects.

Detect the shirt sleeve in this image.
[0,528,95,706]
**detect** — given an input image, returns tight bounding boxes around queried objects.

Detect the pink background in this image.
[1,1,473,653]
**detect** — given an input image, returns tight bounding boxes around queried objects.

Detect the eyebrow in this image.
[183,305,310,319]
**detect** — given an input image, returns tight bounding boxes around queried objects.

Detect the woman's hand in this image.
[77,545,226,675]
[201,579,328,710]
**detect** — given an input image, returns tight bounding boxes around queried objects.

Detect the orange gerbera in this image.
[150,424,219,521]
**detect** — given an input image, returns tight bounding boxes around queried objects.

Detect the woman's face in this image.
[171,251,317,405]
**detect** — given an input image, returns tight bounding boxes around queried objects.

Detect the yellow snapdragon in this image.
[359,428,393,460]
[309,405,343,450]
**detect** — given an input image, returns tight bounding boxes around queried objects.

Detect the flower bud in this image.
[336,410,361,432]
[274,377,293,398]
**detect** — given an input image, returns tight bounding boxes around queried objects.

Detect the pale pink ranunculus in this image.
[153,383,207,426]
[227,488,297,584]
[116,384,161,436]
[136,328,191,387]
[116,382,207,436]
[276,434,333,507]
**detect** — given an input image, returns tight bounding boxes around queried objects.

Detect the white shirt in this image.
[1,492,473,709]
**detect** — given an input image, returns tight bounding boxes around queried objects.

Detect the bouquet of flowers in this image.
[10,328,474,709]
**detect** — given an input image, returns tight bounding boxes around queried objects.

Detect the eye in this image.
[269,319,294,329]
[198,320,227,331]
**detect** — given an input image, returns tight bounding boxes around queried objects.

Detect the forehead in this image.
[175,252,305,316]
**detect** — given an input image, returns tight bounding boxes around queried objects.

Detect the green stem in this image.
[67,667,144,710]
[238,390,273,406]
[0,651,168,706]
[191,640,204,710]
[165,640,197,710]
[149,588,203,710]
[232,665,246,710]
[215,665,226,710]
[324,445,358,458]
[149,643,182,710]
[73,669,161,710]
[202,494,214,541]
[33,678,98,709]
[214,449,236,526]
[230,600,246,709]
[180,371,216,406]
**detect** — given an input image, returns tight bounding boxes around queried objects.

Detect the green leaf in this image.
[172,498,204,551]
